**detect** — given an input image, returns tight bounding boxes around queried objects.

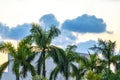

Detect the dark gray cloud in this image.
[62,14,106,33]
[0,23,31,40]
[39,14,59,29]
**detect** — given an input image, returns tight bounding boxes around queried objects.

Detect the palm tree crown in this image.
[0,38,36,80]
[50,45,80,80]
[90,39,120,79]
[27,23,61,77]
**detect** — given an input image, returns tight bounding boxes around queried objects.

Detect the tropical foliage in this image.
[32,75,47,80]
[85,70,103,80]
[0,23,120,80]
[50,45,79,80]
[0,38,36,80]
[25,23,61,77]
[90,39,120,79]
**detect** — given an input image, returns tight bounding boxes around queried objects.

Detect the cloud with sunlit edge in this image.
[39,14,59,29]
[62,14,106,33]
[0,23,31,40]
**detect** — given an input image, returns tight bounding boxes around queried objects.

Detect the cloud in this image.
[39,14,59,29]
[9,24,31,40]
[52,29,77,49]
[0,14,59,40]
[0,23,9,38]
[39,14,78,47]
[106,31,113,34]
[0,23,31,40]
[76,40,96,53]
[61,30,76,40]
[52,34,74,49]
[52,38,97,53]
[61,14,106,33]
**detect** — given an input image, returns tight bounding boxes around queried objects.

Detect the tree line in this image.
[0,23,120,80]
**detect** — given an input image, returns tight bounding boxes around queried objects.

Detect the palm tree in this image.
[90,39,120,79]
[74,51,106,80]
[78,52,103,72]
[71,64,86,80]
[0,38,36,80]
[27,23,61,77]
[49,45,79,80]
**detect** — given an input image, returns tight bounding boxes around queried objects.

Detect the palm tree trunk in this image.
[65,70,69,80]
[65,77,68,80]
[42,50,46,77]
[108,61,111,79]
[16,75,19,80]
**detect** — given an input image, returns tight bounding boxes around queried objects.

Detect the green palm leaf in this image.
[0,61,10,78]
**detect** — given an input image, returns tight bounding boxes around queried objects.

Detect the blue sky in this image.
[0,0,120,53]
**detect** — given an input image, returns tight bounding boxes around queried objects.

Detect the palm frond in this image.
[0,42,16,56]
[37,53,43,75]
[28,63,36,76]
[12,59,20,77]
[21,61,36,78]
[21,63,28,78]
[0,61,10,78]
[47,26,61,45]
[31,23,42,35]
[49,66,59,80]
[65,45,77,54]
[71,63,86,80]
[30,23,47,48]
[22,35,33,45]
[78,56,89,67]
[111,55,120,63]
[26,52,37,63]
[49,46,63,63]
[71,63,78,77]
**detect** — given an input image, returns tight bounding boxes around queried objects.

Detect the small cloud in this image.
[76,40,96,53]
[52,34,75,49]
[39,14,59,29]
[62,14,106,33]
[106,31,113,34]
[61,30,76,40]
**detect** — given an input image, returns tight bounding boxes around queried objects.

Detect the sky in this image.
[0,0,120,54]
